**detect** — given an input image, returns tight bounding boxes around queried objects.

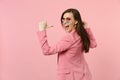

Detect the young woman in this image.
[37,8,97,80]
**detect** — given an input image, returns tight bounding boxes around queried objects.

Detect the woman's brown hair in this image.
[61,8,90,53]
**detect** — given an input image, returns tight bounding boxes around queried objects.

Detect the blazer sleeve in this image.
[37,30,74,55]
[86,28,97,48]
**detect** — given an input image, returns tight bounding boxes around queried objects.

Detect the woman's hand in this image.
[38,21,47,31]
[82,21,88,29]
[38,21,53,31]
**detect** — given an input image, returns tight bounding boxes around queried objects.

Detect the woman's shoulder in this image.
[61,33,74,42]
[62,31,80,42]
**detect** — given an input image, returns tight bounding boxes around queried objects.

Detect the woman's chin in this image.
[65,29,71,33]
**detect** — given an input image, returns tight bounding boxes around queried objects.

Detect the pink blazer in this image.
[37,28,97,80]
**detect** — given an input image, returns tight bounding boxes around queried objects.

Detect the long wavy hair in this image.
[61,8,90,53]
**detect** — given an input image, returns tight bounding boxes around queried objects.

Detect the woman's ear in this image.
[75,21,78,24]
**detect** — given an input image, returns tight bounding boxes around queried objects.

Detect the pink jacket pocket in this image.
[58,69,71,74]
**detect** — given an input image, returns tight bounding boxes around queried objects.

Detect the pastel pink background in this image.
[0,0,120,80]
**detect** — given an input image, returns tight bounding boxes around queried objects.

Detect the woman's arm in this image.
[37,30,74,55]
[86,28,97,48]
[83,22,97,48]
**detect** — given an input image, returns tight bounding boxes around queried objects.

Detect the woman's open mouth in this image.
[65,25,69,28]
[65,25,69,30]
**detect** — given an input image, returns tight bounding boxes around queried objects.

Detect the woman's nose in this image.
[63,21,67,25]
[63,20,69,25]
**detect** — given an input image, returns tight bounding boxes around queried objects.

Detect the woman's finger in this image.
[47,25,54,28]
